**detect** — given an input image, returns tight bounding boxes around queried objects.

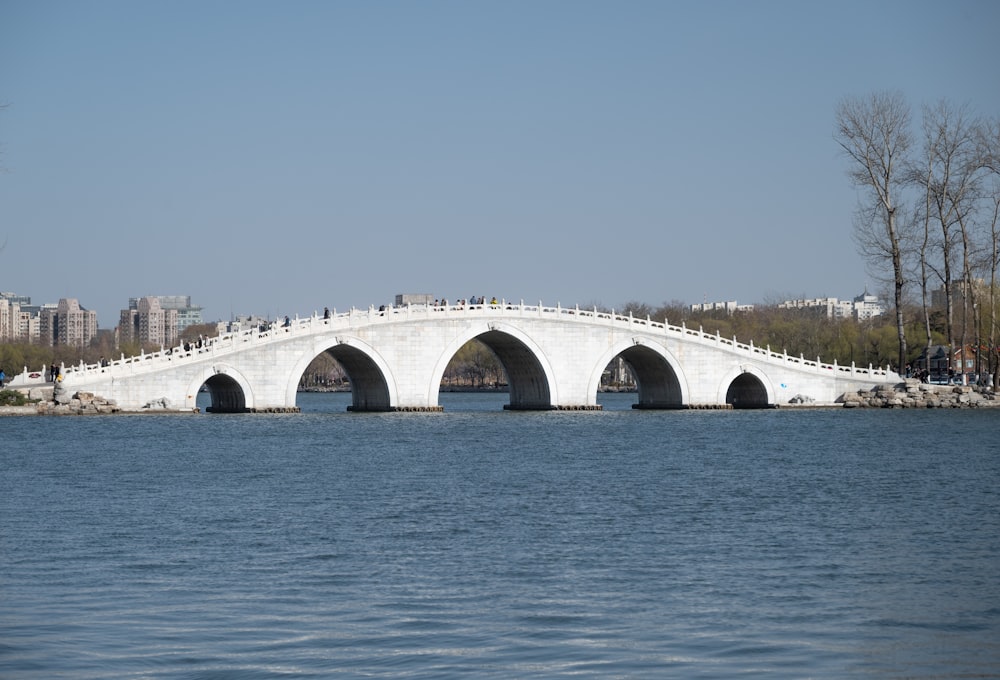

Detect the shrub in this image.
[0,389,29,406]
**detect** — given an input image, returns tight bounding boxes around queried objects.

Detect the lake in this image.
[2,392,998,678]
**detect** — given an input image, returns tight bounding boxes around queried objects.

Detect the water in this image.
[2,393,999,678]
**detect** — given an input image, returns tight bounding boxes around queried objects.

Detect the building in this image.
[38,298,98,347]
[930,279,990,312]
[690,300,754,314]
[395,294,435,306]
[0,292,37,342]
[0,296,21,341]
[778,290,885,321]
[848,290,885,320]
[127,295,203,332]
[120,296,179,348]
[218,315,272,335]
[914,344,980,383]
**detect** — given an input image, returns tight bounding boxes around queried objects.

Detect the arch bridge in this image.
[10,301,899,412]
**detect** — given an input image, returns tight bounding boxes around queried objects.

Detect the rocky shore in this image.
[0,385,189,415]
[3,379,997,415]
[838,380,999,408]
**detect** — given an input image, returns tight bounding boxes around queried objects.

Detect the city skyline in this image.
[2,1,998,329]
[2,283,886,334]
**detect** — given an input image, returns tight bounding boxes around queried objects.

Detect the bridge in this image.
[8,300,899,412]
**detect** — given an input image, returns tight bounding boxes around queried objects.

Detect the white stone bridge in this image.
[9,301,899,412]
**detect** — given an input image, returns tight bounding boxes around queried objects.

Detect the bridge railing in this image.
[10,299,895,387]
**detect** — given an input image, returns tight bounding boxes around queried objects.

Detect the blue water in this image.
[2,393,999,678]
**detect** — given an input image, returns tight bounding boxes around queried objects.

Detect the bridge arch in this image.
[587,338,689,409]
[717,365,776,409]
[430,323,557,410]
[185,364,255,413]
[285,336,398,412]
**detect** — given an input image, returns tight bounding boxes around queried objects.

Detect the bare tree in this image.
[979,117,1000,386]
[835,91,914,371]
[914,101,988,381]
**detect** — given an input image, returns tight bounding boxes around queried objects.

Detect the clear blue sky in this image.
[2,0,998,327]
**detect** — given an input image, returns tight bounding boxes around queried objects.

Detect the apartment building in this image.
[38,298,98,347]
[120,296,179,347]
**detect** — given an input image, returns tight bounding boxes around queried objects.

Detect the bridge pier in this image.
[347,405,444,412]
[503,404,603,411]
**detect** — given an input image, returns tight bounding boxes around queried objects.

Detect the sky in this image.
[1,1,998,328]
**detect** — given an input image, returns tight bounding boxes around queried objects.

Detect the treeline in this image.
[616,300,951,371]
[0,323,221,375]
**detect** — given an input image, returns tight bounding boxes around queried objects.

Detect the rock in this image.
[53,380,72,405]
[143,397,172,410]
[28,387,51,401]
[836,382,998,409]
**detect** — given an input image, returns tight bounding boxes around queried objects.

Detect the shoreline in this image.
[3,381,995,416]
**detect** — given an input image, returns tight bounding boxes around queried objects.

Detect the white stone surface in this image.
[14,302,900,411]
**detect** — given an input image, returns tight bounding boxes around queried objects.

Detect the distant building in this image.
[930,279,988,310]
[690,300,754,314]
[39,298,98,347]
[120,296,179,348]
[219,314,271,335]
[778,290,884,321]
[0,292,39,341]
[395,294,435,306]
[0,295,21,341]
[127,295,203,332]
[851,290,885,321]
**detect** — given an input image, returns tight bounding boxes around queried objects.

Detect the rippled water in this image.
[2,393,999,678]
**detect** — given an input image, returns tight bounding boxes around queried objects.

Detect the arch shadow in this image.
[185,365,254,413]
[588,339,689,409]
[431,324,556,410]
[719,365,775,409]
[286,337,397,412]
